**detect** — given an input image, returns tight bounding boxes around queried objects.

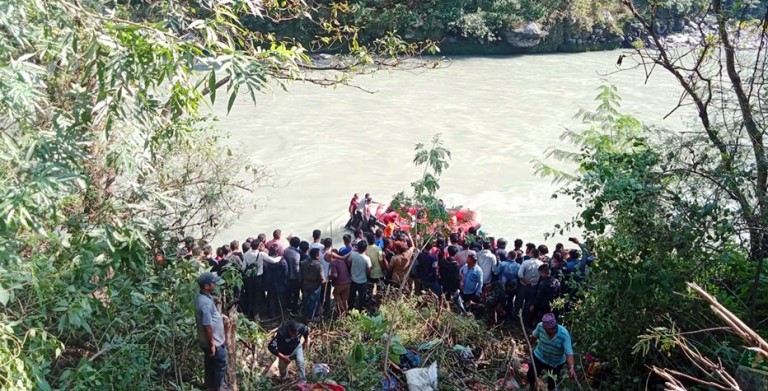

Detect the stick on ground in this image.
[519,309,537,383]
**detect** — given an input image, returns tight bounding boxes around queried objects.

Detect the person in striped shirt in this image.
[527,313,576,391]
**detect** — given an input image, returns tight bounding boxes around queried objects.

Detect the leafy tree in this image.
[536,85,755,387]
[244,0,618,45]
[0,0,434,389]
[412,134,452,199]
[622,0,768,323]
[391,134,453,243]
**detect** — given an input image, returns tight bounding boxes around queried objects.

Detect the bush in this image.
[536,85,763,388]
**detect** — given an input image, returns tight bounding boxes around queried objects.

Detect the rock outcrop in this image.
[501,22,548,48]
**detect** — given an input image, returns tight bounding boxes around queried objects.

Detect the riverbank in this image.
[243,1,767,56]
[393,17,767,55]
[435,19,624,55]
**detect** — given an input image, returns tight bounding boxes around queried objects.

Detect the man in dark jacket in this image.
[267,321,309,384]
[439,245,460,300]
[264,244,288,318]
[533,264,561,320]
[484,280,510,325]
[300,248,324,322]
[416,242,441,295]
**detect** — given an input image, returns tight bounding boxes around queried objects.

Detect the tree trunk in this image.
[748,227,767,324]
[224,306,239,391]
[712,0,768,325]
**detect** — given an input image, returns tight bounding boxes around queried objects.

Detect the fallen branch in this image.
[646,282,768,390]
[688,282,768,353]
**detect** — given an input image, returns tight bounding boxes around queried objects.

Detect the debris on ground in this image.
[405,362,438,391]
[237,290,529,390]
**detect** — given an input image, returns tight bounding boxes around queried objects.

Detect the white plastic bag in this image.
[405,362,438,391]
[313,363,330,377]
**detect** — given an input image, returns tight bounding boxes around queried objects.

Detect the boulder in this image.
[501,22,548,48]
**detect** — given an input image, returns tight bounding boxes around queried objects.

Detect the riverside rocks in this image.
[643,19,767,50]
[501,22,548,48]
[500,16,768,53]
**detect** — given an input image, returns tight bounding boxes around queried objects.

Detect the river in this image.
[211,50,687,247]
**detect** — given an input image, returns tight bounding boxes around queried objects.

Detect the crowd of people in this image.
[191,198,596,391]
[193,228,594,326]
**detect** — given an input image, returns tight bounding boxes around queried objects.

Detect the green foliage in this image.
[611,0,768,386]
[633,325,681,357]
[347,313,407,370]
[238,0,768,52]
[341,311,408,387]
[448,0,525,42]
[244,0,627,46]
[249,0,768,52]
[634,0,709,19]
[390,134,452,243]
[412,134,451,197]
[0,0,432,389]
[538,85,757,387]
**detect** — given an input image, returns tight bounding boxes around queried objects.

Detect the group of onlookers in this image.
[191,224,594,326]
[191,222,594,391]
[409,232,594,329]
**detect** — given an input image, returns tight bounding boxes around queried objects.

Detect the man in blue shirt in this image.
[527,313,576,391]
[195,272,227,391]
[494,251,520,286]
[374,228,385,248]
[459,251,483,303]
[494,250,520,319]
[338,234,353,256]
[565,237,595,282]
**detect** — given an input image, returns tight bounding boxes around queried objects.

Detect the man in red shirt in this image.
[345,194,359,229]
[265,229,285,256]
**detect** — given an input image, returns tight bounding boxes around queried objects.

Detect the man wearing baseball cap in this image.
[527,313,576,391]
[195,272,227,391]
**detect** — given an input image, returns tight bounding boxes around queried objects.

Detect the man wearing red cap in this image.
[527,313,576,391]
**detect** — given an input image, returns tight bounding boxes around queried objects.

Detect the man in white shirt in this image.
[241,241,262,320]
[309,229,324,252]
[356,195,370,227]
[516,247,543,327]
[476,241,498,288]
[242,239,280,320]
[455,243,471,268]
[348,241,372,310]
